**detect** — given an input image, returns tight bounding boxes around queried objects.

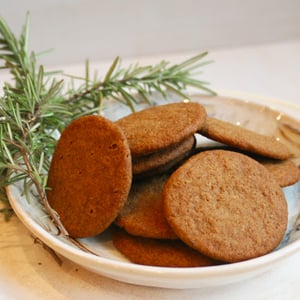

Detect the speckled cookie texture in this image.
[112,227,221,267]
[258,158,300,187]
[47,115,132,238]
[132,135,195,176]
[116,102,206,157]
[200,117,292,160]
[115,174,177,239]
[163,149,288,263]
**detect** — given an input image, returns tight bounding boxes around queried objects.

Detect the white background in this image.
[1,0,300,66]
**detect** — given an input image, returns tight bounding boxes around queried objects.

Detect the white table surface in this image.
[1,40,300,300]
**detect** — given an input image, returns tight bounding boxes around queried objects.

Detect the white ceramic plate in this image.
[6,93,300,289]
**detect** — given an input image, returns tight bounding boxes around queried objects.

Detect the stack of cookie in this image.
[115,102,207,179]
[46,101,300,267]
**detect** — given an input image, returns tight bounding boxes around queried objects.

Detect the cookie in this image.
[163,150,288,262]
[116,102,206,157]
[200,117,292,160]
[132,135,195,176]
[133,149,192,180]
[47,115,132,238]
[112,227,221,267]
[115,174,177,239]
[258,158,300,187]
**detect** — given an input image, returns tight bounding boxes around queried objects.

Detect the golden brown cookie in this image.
[132,135,195,176]
[200,117,292,160]
[163,150,288,263]
[112,227,221,267]
[47,115,132,238]
[258,158,300,187]
[116,102,206,157]
[115,174,177,239]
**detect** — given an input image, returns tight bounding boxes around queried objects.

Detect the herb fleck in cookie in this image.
[115,174,177,239]
[200,117,292,160]
[116,102,206,157]
[47,115,132,238]
[163,150,288,262]
[112,227,221,267]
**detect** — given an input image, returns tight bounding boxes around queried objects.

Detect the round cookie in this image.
[112,227,221,267]
[200,117,292,160]
[258,158,300,187]
[132,135,195,176]
[163,150,288,263]
[115,174,177,239]
[116,102,206,157]
[47,115,132,238]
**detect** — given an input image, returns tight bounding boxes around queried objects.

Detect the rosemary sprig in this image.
[0,13,215,242]
[65,54,216,113]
